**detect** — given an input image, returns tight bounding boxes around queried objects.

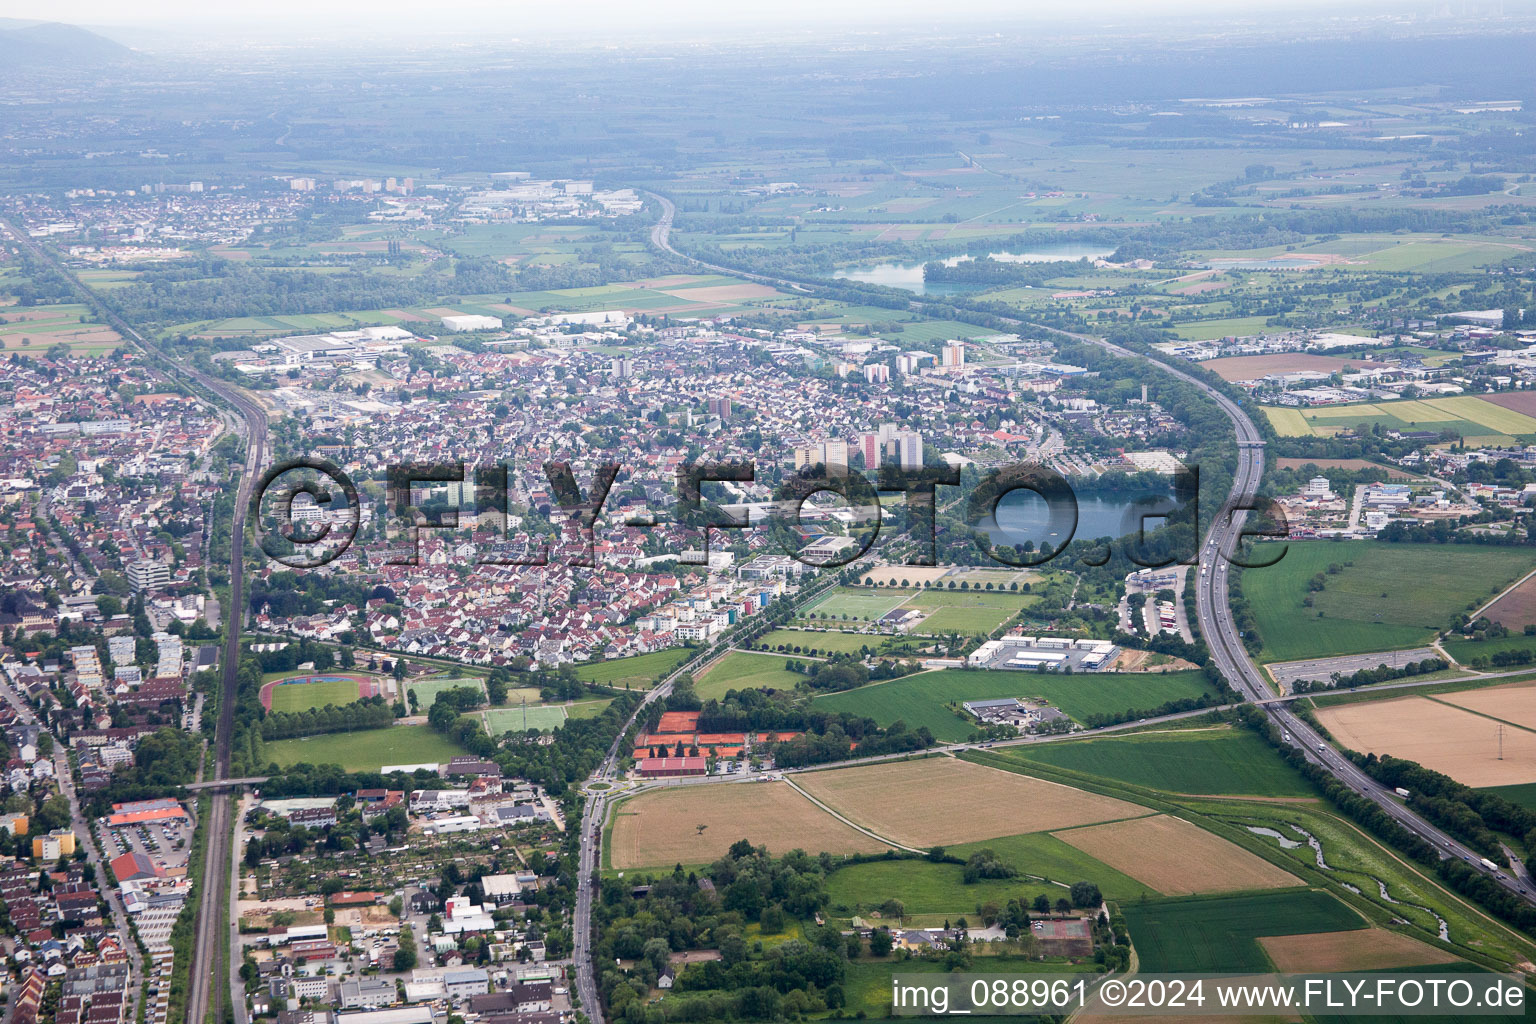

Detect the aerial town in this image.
[5,4,1536,1024]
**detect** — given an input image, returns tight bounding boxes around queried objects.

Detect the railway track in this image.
[3,220,269,1024]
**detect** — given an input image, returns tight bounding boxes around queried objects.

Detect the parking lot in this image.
[101,811,194,877]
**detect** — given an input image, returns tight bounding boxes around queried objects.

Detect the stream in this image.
[1243,822,1451,941]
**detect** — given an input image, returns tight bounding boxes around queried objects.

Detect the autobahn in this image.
[3,220,270,1024]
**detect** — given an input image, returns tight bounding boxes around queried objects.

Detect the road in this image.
[3,220,270,1024]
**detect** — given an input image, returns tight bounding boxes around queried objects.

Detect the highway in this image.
[3,220,270,1024]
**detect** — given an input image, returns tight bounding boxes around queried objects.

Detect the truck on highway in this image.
[1480,857,1500,871]
[1394,787,1411,798]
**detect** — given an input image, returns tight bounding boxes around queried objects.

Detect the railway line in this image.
[3,221,269,1024]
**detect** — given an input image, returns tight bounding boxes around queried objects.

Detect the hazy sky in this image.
[0,0,1463,36]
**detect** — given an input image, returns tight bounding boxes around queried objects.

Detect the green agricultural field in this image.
[759,629,876,656]
[1242,541,1536,662]
[831,955,1092,1020]
[695,651,802,701]
[826,858,1061,922]
[573,649,691,689]
[1443,635,1536,666]
[948,832,1155,902]
[1260,395,1536,442]
[997,727,1315,797]
[262,725,468,772]
[1476,783,1536,812]
[812,669,1219,741]
[483,705,568,734]
[405,676,485,710]
[268,677,363,714]
[1123,890,1363,972]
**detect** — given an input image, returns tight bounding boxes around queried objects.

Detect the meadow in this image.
[824,859,1061,923]
[758,629,876,656]
[811,668,1218,740]
[573,648,691,689]
[946,832,1154,902]
[1241,541,1536,662]
[996,727,1315,797]
[1121,890,1363,972]
[694,651,802,701]
[261,724,468,772]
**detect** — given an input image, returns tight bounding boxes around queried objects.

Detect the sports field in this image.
[607,782,891,868]
[1243,541,1536,661]
[998,728,1314,797]
[1315,695,1536,787]
[803,587,912,621]
[264,675,365,713]
[406,676,485,709]
[259,673,382,712]
[573,648,691,688]
[262,724,468,772]
[812,669,1218,740]
[483,705,568,733]
[1122,890,1364,972]
[1053,815,1299,895]
[794,757,1149,847]
[695,651,801,701]
[1261,395,1536,443]
[902,589,1034,634]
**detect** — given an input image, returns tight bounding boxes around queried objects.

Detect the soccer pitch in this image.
[407,676,486,709]
[484,705,568,734]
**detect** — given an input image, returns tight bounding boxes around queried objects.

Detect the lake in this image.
[979,489,1183,548]
[839,245,1117,295]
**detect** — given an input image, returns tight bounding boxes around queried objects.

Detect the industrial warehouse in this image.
[965,637,1121,672]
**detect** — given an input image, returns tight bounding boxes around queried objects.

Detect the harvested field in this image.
[1438,680,1536,730]
[1202,354,1383,382]
[1258,928,1458,972]
[382,309,429,322]
[1483,392,1536,417]
[607,782,891,868]
[1275,457,1417,480]
[1315,696,1536,787]
[795,757,1148,847]
[1052,815,1298,895]
[660,283,778,302]
[1483,573,1536,629]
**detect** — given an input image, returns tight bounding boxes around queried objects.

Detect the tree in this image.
[1031,894,1050,914]
[869,927,893,956]
[1069,881,1102,907]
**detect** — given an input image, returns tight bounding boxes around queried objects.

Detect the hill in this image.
[0,21,134,69]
